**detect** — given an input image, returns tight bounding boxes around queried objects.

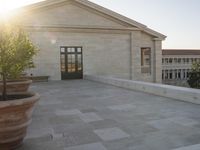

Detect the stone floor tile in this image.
[63,130,101,147]
[128,145,153,150]
[94,127,130,141]
[108,104,136,111]
[173,144,200,150]
[79,112,103,123]
[55,109,82,116]
[26,128,54,139]
[103,137,143,150]
[90,119,118,129]
[53,122,92,134]
[168,117,199,126]
[39,100,63,106]
[49,115,82,125]
[80,108,98,113]
[147,118,180,130]
[64,142,107,150]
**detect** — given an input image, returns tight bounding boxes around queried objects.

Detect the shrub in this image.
[187,62,200,89]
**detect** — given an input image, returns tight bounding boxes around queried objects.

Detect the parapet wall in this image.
[84,75,200,104]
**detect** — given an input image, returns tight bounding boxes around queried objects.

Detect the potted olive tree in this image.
[0,24,34,93]
[0,23,40,149]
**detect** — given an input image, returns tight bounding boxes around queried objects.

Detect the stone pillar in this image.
[180,69,183,79]
[153,38,162,83]
[162,70,165,80]
[172,69,175,79]
[130,31,141,80]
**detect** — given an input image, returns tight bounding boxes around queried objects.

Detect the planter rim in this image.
[0,92,40,109]
[0,79,32,85]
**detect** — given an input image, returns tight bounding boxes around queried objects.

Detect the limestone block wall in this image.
[27,30,131,80]
[141,32,156,82]
[26,28,161,82]
[130,31,158,83]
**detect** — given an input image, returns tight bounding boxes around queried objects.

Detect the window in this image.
[169,58,173,63]
[169,70,173,79]
[175,69,178,79]
[165,70,169,79]
[141,48,151,73]
[61,48,65,53]
[186,58,189,63]
[183,69,186,79]
[165,58,169,64]
[186,69,190,78]
[183,58,186,63]
[178,58,181,63]
[178,69,181,79]
[174,58,177,63]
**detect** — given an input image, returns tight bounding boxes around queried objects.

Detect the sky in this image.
[0,0,199,49]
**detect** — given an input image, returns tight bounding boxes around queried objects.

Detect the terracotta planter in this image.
[0,92,40,150]
[0,80,32,93]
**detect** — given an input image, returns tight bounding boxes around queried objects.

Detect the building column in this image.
[162,70,165,80]
[130,31,141,80]
[153,38,162,83]
[172,70,175,79]
[180,69,183,79]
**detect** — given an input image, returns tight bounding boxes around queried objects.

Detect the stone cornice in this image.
[23,24,140,33]
[153,38,164,41]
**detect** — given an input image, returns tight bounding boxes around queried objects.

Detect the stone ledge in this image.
[26,76,49,82]
[84,75,200,105]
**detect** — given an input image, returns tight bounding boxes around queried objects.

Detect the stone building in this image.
[162,49,200,86]
[15,0,166,82]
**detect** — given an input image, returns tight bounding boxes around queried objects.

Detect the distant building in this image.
[162,49,200,86]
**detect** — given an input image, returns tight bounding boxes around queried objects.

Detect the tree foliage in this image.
[0,23,37,79]
[0,22,38,100]
[187,62,200,89]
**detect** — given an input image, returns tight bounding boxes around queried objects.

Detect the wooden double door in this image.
[60,47,83,80]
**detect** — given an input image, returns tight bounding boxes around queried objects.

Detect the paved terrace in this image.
[18,80,200,150]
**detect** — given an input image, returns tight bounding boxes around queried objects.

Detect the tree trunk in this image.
[2,73,7,101]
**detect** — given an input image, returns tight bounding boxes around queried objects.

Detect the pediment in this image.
[16,0,166,39]
[20,1,133,28]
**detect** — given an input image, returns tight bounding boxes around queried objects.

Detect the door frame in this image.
[60,46,83,80]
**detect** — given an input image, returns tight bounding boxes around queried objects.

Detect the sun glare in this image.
[0,2,12,17]
[0,1,23,18]
[0,0,43,18]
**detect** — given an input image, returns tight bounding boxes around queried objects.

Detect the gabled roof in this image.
[18,0,166,40]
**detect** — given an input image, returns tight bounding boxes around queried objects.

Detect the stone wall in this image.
[27,30,131,80]
[163,80,189,87]
[84,75,200,104]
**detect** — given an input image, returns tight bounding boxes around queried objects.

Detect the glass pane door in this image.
[60,47,83,80]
